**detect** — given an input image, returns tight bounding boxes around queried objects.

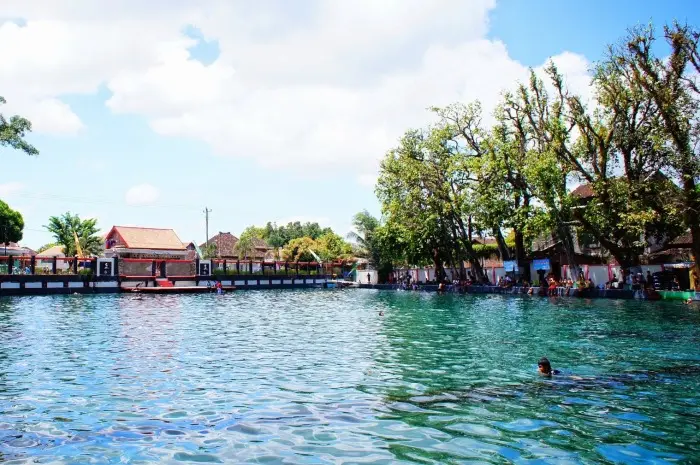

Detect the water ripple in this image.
[0,290,699,463]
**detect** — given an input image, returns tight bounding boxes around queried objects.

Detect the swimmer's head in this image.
[538,357,552,375]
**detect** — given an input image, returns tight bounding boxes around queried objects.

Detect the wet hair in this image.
[538,357,552,374]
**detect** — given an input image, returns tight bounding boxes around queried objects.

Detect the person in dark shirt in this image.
[537,357,561,376]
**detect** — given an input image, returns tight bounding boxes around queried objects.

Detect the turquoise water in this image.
[1,290,699,464]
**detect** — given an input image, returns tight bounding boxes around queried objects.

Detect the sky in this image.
[1,0,698,249]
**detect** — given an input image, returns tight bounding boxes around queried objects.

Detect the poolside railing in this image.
[0,256,343,278]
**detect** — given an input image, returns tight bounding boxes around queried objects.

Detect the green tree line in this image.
[230,221,354,262]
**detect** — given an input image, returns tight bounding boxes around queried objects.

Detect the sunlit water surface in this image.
[1,290,699,464]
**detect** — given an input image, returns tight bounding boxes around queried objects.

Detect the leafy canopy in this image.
[44,213,103,257]
[1,96,39,156]
[233,226,264,259]
[263,221,332,249]
[0,200,24,245]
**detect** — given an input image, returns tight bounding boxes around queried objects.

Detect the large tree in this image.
[0,200,24,245]
[44,213,102,257]
[608,23,700,283]
[1,97,39,156]
[377,124,488,280]
[370,22,699,283]
[434,102,546,279]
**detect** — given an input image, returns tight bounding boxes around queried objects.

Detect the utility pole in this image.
[203,207,212,248]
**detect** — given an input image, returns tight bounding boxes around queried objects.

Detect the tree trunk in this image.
[433,248,445,282]
[493,227,511,261]
[556,218,581,279]
[682,175,700,290]
[514,228,528,280]
[452,214,485,280]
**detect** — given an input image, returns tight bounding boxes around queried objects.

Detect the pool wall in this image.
[358,284,700,301]
[0,274,330,296]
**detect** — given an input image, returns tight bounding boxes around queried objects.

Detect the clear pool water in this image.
[1,290,699,464]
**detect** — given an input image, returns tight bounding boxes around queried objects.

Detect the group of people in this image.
[606,270,660,290]
[496,275,530,289]
[391,272,420,291]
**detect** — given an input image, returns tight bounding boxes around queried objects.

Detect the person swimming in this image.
[537,357,561,376]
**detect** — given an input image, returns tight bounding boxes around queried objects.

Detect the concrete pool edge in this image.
[357,284,700,301]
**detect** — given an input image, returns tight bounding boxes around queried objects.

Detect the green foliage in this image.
[281,237,317,262]
[314,231,353,261]
[0,96,39,156]
[472,243,500,259]
[347,211,399,281]
[608,22,700,279]
[0,200,24,245]
[234,226,263,259]
[371,22,700,275]
[238,221,351,261]
[201,243,217,259]
[44,213,103,257]
[212,267,236,276]
[263,221,333,249]
[278,233,352,262]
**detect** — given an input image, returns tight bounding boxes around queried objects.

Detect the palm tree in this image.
[347,210,381,265]
[44,213,103,257]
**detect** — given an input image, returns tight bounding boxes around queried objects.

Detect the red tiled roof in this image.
[200,232,239,257]
[107,226,185,250]
[472,237,498,246]
[670,232,692,247]
[252,237,270,249]
[571,183,595,199]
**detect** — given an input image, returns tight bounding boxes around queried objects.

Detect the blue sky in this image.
[1,0,698,249]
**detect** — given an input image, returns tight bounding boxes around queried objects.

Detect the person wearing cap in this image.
[537,357,561,376]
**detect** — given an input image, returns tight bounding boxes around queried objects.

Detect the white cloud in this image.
[125,184,160,206]
[0,182,25,197]
[0,1,592,181]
